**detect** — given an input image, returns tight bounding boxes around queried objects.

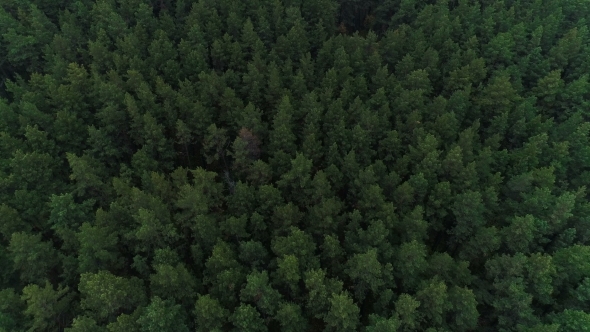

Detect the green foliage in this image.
[275,302,308,332]
[230,304,267,332]
[137,296,189,332]
[395,294,421,331]
[79,271,146,322]
[194,294,229,332]
[106,310,142,332]
[76,220,123,274]
[65,316,104,332]
[240,270,282,316]
[21,281,74,331]
[149,261,196,303]
[345,248,393,301]
[8,232,57,284]
[551,309,590,332]
[0,288,24,332]
[365,313,400,332]
[304,268,343,319]
[447,286,479,331]
[416,278,449,326]
[1,1,589,331]
[324,292,360,332]
[395,240,428,291]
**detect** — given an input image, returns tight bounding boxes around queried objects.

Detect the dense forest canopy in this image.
[1,0,590,331]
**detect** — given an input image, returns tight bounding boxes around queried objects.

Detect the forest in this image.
[1,0,590,331]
